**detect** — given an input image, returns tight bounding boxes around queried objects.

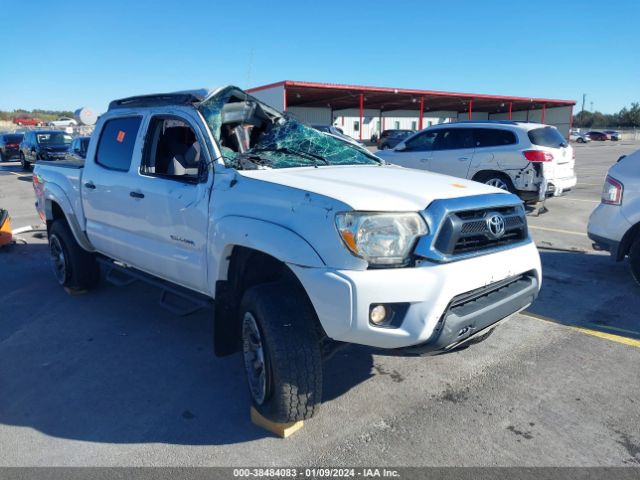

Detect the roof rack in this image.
[108,89,210,110]
[449,120,519,125]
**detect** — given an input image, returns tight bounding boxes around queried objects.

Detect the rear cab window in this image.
[95,116,142,171]
[528,127,567,148]
[5,134,23,144]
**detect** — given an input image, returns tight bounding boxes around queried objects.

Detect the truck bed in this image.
[35,159,84,169]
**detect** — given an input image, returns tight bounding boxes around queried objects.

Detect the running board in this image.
[98,257,212,316]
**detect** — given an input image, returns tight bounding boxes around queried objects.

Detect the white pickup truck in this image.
[33,86,541,422]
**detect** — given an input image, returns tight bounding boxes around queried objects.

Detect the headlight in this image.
[335,212,428,266]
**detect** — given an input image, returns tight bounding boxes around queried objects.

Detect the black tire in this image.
[48,219,100,290]
[239,281,322,422]
[630,235,640,286]
[474,171,516,193]
[577,137,585,143]
[20,152,30,171]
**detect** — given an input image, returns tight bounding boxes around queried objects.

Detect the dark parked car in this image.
[603,130,622,141]
[0,132,24,161]
[65,136,91,161]
[586,131,609,141]
[19,130,72,170]
[378,129,414,150]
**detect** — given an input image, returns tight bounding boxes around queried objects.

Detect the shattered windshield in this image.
[198,88,381,170]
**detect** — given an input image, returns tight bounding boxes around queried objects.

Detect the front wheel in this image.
[48,220,100,290]
[630,235,640,286]
[577,137,585,143]
[20,152,30,170]
[240,282,323,422]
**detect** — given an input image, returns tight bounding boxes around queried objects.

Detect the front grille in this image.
[433,205,527,257]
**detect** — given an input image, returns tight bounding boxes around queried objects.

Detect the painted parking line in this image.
[529,225,588,237]
[555,197,600,204]
[521,311,640,348]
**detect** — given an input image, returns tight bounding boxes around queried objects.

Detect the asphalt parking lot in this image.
[0,141,639,467]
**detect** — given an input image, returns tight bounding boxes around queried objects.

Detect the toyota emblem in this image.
[486,213,506,238]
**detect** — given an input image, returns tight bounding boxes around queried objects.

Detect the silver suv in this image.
[377,121,577,202]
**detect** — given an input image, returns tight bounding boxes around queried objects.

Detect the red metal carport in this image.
[248,80,576,140]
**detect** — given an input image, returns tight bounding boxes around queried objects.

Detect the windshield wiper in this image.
[252,147,329,167]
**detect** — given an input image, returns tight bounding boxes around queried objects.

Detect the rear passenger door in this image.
[82,115,146,266]
[428,128,475,178]
[471,128,519,176]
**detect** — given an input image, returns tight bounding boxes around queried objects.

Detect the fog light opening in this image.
[369,304,388,325]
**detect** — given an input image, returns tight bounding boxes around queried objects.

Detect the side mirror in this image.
[617,155,626,163]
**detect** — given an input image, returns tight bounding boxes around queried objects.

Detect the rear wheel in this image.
[577,137,585,143]
[48,220,100,290]
[239,281,322,422]
[475,172,516,193]
[630,235,640,286]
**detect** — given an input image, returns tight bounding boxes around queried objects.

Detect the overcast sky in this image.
[1,0,638,114]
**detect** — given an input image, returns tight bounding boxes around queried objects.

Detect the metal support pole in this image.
[508,102,512,120]
[468,99,473,120]
[359,93,364,142]
[418,97,424,130]
[541,104,546,124]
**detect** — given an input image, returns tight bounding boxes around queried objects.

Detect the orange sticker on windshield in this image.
[451,183,467,188]
[116,131,126,143]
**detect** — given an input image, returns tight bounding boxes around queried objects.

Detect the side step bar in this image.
[97,257,212,316]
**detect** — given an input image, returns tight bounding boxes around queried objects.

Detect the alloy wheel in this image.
[242,312,268,405]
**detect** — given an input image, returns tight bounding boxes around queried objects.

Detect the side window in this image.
[434,128,474,151]
[404,131,439,151]
[141,117,204,182]
[95,116,142,171]
[474,128,517,148]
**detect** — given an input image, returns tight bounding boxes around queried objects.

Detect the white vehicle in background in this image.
[48,116,78,128]
[570,130,591,143]
[377,121,577,203]
[588,151,640,284]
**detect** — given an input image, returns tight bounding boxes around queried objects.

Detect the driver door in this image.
[428,128,475,178]
[386,130,439,170]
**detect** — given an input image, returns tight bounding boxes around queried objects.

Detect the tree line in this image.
[0,109,75,123]
[573,102,640,128]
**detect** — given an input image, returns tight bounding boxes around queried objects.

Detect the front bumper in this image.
[290,241,541,350]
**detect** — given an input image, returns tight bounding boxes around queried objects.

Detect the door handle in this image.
[419,157,432,162]
[84,181,96,189]
[129,191,145,199]
[458,156,469,161]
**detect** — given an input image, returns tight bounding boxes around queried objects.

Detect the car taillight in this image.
[523,150,554,162]
[602,175,623,205]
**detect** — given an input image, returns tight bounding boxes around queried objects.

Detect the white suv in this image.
[588,150,640,284]
[377,121,577,202]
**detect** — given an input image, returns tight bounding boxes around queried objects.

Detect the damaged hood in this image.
[238,164,506,211]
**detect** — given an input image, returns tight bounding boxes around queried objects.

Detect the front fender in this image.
[43,184,94,252]
[209,215,325,290]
